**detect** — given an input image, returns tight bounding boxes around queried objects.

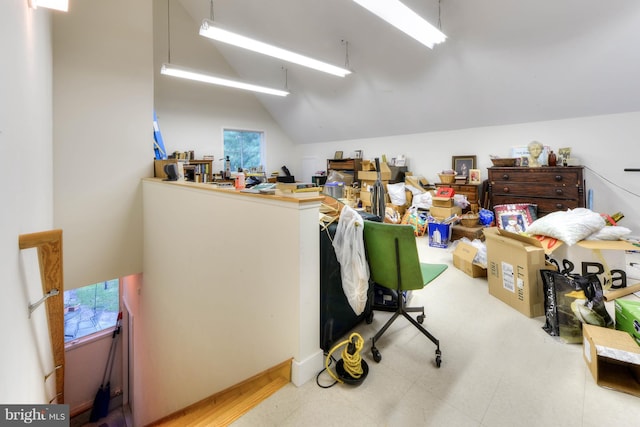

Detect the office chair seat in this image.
[363,220,447,367]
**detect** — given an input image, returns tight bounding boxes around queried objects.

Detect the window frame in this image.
[63,278,122,349]
[222,128,266,172]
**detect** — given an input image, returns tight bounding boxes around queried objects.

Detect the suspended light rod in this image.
[28,0,68,11]
[199,19,351,77]
[160,63,289,97]
[353,0,446,49]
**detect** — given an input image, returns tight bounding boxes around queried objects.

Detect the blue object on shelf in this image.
[153,110,167,160]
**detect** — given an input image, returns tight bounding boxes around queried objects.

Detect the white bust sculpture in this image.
[527,141,544,167]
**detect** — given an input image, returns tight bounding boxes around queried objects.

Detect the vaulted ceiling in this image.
[176,0,640,144]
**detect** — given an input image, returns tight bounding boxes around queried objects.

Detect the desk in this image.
[435,182,483,211]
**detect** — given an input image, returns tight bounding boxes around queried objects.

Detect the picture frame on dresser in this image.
[469,169,481,184]
[452,155,476,178]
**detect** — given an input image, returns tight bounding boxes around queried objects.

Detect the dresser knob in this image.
[554,175,563,181]
[555,203,564,209]
[502,174,510,180]
[555,189,563,195]
[503,187,510,193]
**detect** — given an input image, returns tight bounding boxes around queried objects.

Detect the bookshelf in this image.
[327,158,362,186]
[154,159,213,182]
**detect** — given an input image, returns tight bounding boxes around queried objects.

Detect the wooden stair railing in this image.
[19,229,65,404]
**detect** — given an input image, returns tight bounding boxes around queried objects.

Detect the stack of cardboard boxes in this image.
[480,227,640,397]
[358,162,391,211]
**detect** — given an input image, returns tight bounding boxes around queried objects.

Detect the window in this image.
[223,129,264,172]
[64,279,119,343]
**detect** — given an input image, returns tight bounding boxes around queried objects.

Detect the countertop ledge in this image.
[143,177,325,203]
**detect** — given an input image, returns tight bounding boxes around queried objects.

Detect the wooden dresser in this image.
[488,166,585,217]
[435,182,482,211]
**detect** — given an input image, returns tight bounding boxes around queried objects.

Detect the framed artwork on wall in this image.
[452,155,476,177]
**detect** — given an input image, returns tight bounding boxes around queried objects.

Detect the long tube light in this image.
[353,0,446,49]
[28,0,68,11]
[199,19,351,77]
[160,63,289,97]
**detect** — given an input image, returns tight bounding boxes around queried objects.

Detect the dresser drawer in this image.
[491,182,581,199]
[328,159,356,170]
[488,166,585,217]
[491,195,581,216]
[489,167,582,185]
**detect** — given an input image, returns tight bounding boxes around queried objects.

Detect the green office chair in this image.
[363,220,445,367]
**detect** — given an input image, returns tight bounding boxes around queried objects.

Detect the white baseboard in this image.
[291,349,324,387]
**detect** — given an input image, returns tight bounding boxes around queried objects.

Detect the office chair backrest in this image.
[363,220,425,291]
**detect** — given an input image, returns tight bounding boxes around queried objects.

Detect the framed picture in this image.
[452,155,476,177]
[334,151,343,160]
[558,147,571,165]
[354,150,363,159]
[469,169,481,184]
[494,203,538,233]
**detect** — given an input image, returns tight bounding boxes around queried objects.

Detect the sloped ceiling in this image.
[176,0,640,144]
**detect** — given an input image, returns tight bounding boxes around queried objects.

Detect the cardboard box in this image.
[427,222,452,248]
[359,190,389,206]
[359,180,388,192]
[432,197,454,208]
[551,241,637,290]
[615,299,640,346]
[627,250,640,281]
[430,205,462,220]
[451,224,485,242]
[484,227,638,318]
[358,162,391,181]
[582,324,640,397]
[484,227,547,317]
[453,242,487,278]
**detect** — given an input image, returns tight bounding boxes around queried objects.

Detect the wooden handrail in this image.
[19,229,65,404]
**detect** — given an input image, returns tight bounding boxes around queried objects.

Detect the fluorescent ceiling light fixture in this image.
[28,0,68,11]
[199,19,351,77]
[353,0,446,48]
[160,63,289,97]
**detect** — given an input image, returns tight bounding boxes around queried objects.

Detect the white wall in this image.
[52,0,153,290]
[139,181,321,426]
[295,112,640,234]
[0,2,56,404]
[153,0,299,177]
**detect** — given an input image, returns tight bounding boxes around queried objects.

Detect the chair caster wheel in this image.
[366,311,374,324]
[436,355,442,368]
[372,347,381,363]
[417,314,425,324]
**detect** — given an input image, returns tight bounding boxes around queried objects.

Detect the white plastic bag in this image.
[387,182,407,206]
[332,206,370,315]
[526,208,605,246]
[411,191,433,210]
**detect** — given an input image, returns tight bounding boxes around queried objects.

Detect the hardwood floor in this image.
[149,359,291,427]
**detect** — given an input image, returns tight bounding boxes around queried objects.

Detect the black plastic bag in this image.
[540,269,613,343]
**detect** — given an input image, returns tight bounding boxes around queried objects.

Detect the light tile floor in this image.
[232,236,640,427]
